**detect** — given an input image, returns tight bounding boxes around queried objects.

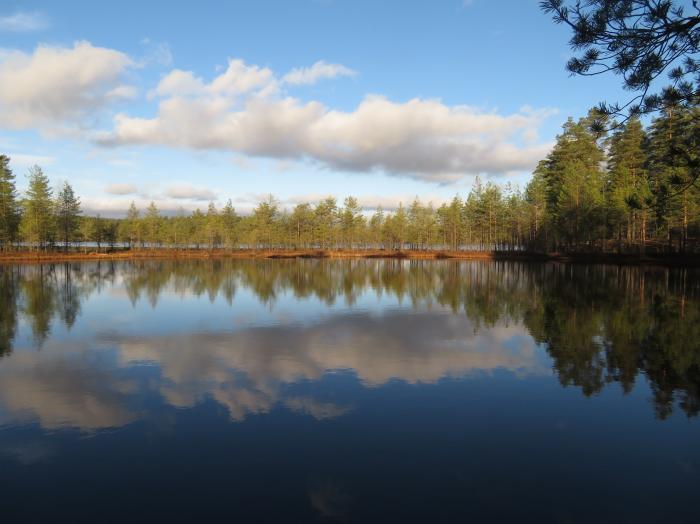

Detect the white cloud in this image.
[275,192,450,211]
[151,69,205,98]
[105,183,138,195]
[282,60,356,86]
[0,44,554,182]
[106,85,138,99]
[0,41,134,131]
[102,83,555,181]
[81,197,205,217]
[0,11,49,32]
[165,184,216,201]
[152,58,277,99]
[7,153,56,170]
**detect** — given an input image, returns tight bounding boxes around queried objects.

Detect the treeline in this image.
[0,104,698,254]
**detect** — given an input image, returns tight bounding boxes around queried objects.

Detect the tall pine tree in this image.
[606,117,649,246]
[55,181,82,250]
[539,118,606,249]
[0,155,19,250]
[20,166,54,250]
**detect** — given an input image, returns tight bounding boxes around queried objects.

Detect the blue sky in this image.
[0,0,627,216]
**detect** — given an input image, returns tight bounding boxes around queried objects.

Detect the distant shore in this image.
[1,248,699,267]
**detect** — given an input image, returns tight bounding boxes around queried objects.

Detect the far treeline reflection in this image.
[0,259,698,420]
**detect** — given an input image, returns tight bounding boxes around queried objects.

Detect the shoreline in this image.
[0,249,699,267]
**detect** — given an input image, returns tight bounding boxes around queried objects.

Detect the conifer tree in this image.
[55,181,82,250]
[220,199,239,249]
[205,202,220,249]
[341,196,362,249]
[123,201,141,248]
[20,166,54,250]
[0,155,19,250]
[539,118,606,248]
[144,201,161,248]
[606,116,648,246]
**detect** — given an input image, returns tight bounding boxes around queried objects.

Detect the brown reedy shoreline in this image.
[0,249,699,267]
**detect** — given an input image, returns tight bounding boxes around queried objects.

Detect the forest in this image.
[0,104,698,255]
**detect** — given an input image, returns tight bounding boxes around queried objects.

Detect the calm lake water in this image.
[0,259,698,523]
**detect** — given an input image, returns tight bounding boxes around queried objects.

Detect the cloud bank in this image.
[102,93,553,181]
[0,40,555,182]
[100,55,554,181]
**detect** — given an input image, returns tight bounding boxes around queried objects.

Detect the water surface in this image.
[0,259,698,522]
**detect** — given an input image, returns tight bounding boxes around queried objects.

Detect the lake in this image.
[0,259,698,523]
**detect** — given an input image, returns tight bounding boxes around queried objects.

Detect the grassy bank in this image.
[1,248,699,266]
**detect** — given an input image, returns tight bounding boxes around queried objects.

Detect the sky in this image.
[0,0,629,216]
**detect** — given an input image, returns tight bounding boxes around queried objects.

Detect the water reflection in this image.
[0,259,698,431]
[0,349,138,429]
[109,311,541,422]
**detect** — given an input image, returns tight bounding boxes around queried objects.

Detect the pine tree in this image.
[606,117,648,248]
[313,197,337,249]
[388,203,408,250]
[220,199,239,249]
[122,201,141,248]
[291,203,313,248]
[369,207,384,248]
[144,201,161,248]
[253,195,278,248]
[205,202,220,249]
[525,166,548,248]
[408,198,428,250]
[190,209,206,248]
[0,155,19,250]
[539,118,606,249]
[20,165,54,250]
[645,104,699,251]
[55,181,82,250]
[341,196,362,249]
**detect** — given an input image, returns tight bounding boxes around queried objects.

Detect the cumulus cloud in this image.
[102,92,553,181]
[0,11,49,32]
[283,60,356,86]
[106,85,138,99]
[152,58,277,99]
[99,54,555,181]
[0,41,134,131]
[105,183,138,195]
[165,184,216,201]
[0,42,554,181]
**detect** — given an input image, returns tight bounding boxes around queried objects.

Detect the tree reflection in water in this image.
[0,259,698,420]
